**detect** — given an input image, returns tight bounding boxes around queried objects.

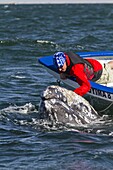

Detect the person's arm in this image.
[71,64,91,96]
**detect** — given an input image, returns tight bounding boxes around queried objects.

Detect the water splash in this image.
[0,103,37,115]
[0,102,113,135]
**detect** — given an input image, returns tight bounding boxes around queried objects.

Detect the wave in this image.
[0,38,36,46]
[37,40,56,45]
[36,40,60,50]
[0,38,61,54]
[79,34,101,44]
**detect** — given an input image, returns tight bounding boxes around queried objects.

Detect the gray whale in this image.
[39,85,99,126]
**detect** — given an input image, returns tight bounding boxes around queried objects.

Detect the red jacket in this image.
[65,55,102,96]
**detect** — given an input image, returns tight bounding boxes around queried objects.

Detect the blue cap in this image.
[54,52,66,68]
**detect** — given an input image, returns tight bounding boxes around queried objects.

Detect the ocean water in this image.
[1,4,113,170]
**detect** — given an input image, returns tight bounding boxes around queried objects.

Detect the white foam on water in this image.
[1,103,37,114]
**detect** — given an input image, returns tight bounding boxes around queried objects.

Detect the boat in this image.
[38,51,113,115]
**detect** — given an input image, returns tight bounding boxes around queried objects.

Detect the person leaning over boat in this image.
[53,51,113,96]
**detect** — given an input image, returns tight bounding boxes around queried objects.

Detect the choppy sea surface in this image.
[1,4,113,170]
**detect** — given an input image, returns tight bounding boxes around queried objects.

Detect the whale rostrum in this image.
[38,85,99,126]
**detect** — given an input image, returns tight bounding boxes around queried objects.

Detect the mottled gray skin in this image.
[38,85,99,126]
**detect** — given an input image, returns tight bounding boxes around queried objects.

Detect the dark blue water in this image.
[1,4,113,169]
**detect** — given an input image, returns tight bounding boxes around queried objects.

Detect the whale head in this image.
[38,85,99,126]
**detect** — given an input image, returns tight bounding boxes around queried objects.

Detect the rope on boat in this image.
[99,101,113,113]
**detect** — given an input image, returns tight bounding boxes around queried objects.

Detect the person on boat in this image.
[53,51,113,96]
